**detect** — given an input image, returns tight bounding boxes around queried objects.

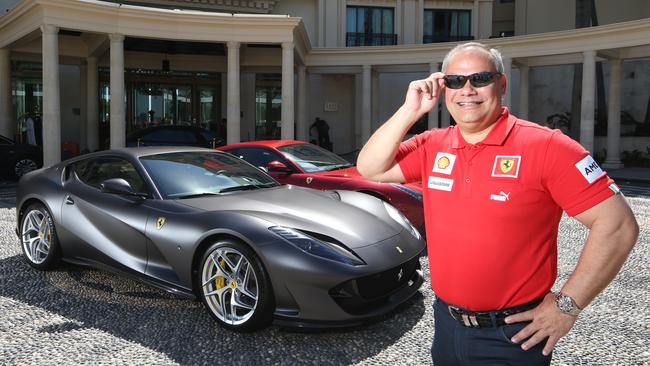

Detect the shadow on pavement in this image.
[0,253,426,365]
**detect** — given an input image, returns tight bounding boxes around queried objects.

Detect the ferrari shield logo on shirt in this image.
[575,155,605,184]
[432,152,456,175]
[491,156,521,178]
[428,176,454,191]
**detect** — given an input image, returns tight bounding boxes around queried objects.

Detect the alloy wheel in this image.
[201,247,259,325]
[21,209,52,264]
[14,158,38,177]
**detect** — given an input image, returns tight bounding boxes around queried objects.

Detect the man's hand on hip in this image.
[505,292,577,356]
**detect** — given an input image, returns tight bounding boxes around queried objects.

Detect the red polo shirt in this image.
[397,108,616,311]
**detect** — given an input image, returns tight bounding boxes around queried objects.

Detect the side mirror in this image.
[266,161,292,173]
[100,178,147,198]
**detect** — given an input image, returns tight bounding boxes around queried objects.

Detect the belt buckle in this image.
[463,313,479,327]
[448,305,479,327]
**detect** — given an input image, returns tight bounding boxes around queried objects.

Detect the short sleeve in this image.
[396,131,429,183]
[542,131,616,216]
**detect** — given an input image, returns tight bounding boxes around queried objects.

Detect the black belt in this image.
[443,298,542,328]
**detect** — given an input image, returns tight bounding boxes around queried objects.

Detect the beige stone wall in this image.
[514,0,650,36]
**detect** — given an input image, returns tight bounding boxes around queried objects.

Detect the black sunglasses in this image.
[443,71,502,89]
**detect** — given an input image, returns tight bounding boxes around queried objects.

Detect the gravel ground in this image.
[0,196,648,366]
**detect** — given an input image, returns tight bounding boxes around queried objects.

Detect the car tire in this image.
[19,203,61,270]
[11,156,40,180]
[198,239,274,332]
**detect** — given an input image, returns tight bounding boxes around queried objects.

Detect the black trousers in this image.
[431,298,552,366]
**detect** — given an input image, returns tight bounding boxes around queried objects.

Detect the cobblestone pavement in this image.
[0,196,648,366]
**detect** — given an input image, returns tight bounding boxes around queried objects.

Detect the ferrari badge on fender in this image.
[156,217,166,230]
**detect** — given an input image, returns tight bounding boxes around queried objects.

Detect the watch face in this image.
[556,293,580,315]
[557,296,573,312]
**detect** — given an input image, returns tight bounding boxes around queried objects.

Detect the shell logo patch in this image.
[492,156,521,178]
[156,217,166,230]
[437,156,450,169]
[432,152,456,175]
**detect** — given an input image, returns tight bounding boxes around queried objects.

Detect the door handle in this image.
[64,195,75,205]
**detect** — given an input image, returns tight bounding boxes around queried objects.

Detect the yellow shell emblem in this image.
[156,217,166,230]
[500,159,515,173]
[437,156,450,170]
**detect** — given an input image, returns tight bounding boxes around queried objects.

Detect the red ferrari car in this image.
[219,140,424,234]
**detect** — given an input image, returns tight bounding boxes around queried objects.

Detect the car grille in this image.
[329,256,421,315]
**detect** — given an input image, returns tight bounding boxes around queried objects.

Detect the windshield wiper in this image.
[174,192,220,199]
[324,163,354,171]
[219,182,277,193]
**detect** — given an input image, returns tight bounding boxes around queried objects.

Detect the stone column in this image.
[227,41,241,144]
[519,64,529,119]
[428,62,440,129]
[79,62,87,151]
[86,56,99,152]
[361,65,372,143]
[317,0,325,47]
[0,49,12,138]
[580,50,596,153]
[281,42,295,140]
[472,0,480,40]
[417,0,425,44]
[371,69,379,130]
[41,25,61,167]
[395,0,402,44]
[296,65,308,141]
[603,59,623,169]
[109,33,125,149]
[502,56,512,107]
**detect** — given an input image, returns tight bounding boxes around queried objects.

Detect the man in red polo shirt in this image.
[357,42,638,365]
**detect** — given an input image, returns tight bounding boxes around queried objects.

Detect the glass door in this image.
[12,79,43,143]
[255,85,281,140]
[197,86,222,139]
[131,84,192,132]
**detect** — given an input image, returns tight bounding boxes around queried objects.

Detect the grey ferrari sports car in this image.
[16,147,425,331]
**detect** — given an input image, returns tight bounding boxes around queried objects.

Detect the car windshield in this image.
[140,151,279,199]
[277,143,353,173]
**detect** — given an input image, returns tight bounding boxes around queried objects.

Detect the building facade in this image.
[0,0,649,168]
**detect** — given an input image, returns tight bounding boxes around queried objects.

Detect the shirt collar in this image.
[451,107,516,148]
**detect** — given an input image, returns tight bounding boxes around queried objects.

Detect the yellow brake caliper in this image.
[215,258,226,289]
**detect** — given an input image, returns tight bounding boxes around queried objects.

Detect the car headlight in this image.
[269,226,364,266]
[391,183,423,202]
[383,201,421,240]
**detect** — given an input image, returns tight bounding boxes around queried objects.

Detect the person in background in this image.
[311,117,333,151]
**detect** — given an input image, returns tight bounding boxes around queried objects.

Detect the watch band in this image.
[554,291,582,316]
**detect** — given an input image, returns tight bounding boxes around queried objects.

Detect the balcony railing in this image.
[346,32,398,47]
[423,35,474,44]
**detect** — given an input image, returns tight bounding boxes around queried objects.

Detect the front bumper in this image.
[271,252,424,329]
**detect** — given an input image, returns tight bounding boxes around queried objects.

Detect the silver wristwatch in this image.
[554,292,582,316]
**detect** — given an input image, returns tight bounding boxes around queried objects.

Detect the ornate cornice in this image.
[106,0,281,14]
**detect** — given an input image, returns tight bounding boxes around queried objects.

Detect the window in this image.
[72,156,148,194]
[255,74,282,140]
[423,9,472,43]
[346,6,396,46]
[139,152,279,199]
[227,147,293,171]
